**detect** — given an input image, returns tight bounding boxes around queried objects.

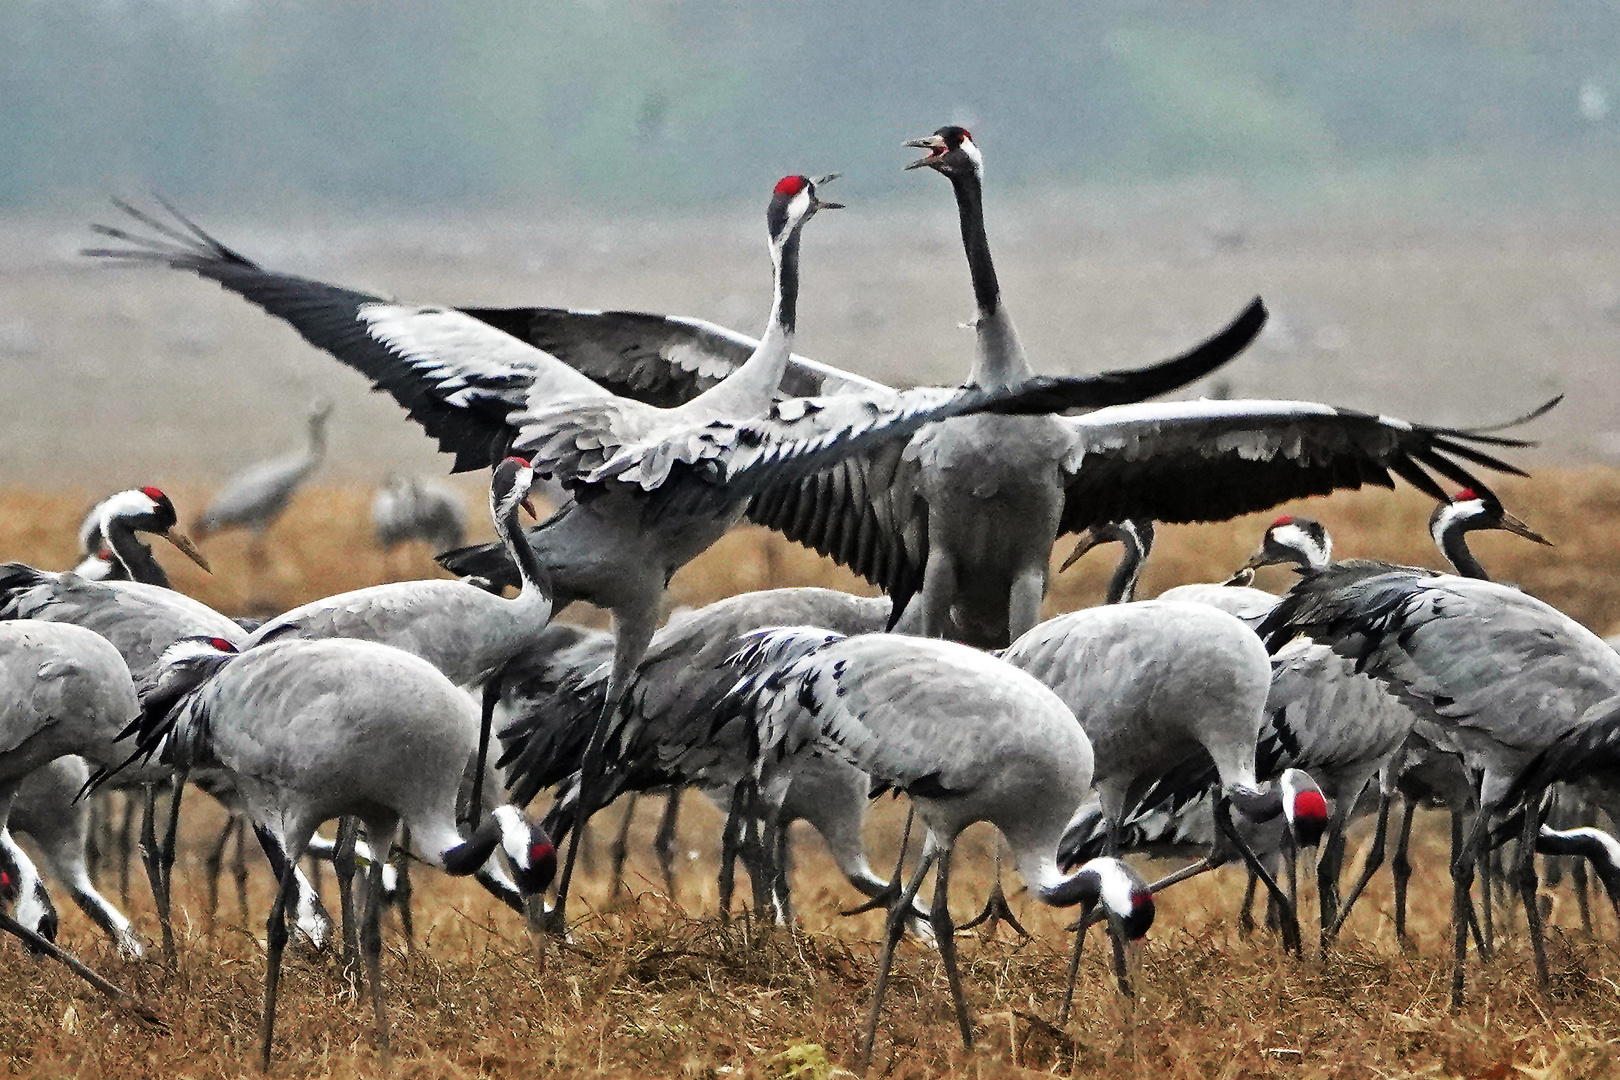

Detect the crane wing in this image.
[1056,397,1546,535]
[84,200,613,472]
[460,306,890,404]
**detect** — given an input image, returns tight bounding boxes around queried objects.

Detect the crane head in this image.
[1430,489,1551,549]
[1241,515,1331,574]
[1076,857,1155,939]
[1279,768,1329,849]
[99,486,212,573]
[491,806,557,896]
[767,174,843,244]
[904,126,983,178]
[493,456,539,520]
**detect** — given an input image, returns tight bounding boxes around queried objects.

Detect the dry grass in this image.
[4,472,1620,1077]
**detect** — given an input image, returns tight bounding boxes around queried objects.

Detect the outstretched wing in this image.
[84,199,613,472]
[1057,397,1548,535]
[461,306,889,405]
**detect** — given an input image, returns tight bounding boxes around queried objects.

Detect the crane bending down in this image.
[721,628,1152,1065]
[107,635,555,1070]
[1259,563,1620,1008]
[87,181,1265,930]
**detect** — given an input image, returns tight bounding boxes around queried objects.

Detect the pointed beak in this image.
[521,497,538,521]
[904,135,947,170]
[161,528,211,574]
[1240,547,1272,572]
[1497,510,1553,547]
[1220,567,1256,588]
[1059,529,1104,573]
[810,173,844,212]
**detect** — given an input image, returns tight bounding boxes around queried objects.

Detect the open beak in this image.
[161,528,212,573]
[1059,529,1104,573]
[903,135,947,170]
[1497,511,1553,546]
[810,173,844,212]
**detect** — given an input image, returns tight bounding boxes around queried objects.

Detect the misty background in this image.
[2,0,1618,487]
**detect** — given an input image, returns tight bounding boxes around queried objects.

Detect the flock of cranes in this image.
[0,125,1607,1069]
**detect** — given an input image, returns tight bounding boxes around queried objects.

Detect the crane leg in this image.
[654,789,682,899]
[1450,804,1493,1011]
[234,820,252,929]
[1216,797,1300,956]
[1238,869,1259,937]
[1515,793,1551,989]
[717,783,746,922]
[1391,795,1418,947]
[393,825,415,952]
[843,806,914,917]
[467,671,504,831]
[929,846,974,1049]
[361,829,393,1067]
[959,842,1030,938]
[1325,789,1392,946]
[1571,852,1593,936]
[855,845,938,1074]
[138,783,175,963]
[1478,845,1496,956]
[772,815,793,926]
[116,792,136,905]
[542,607,655,937]
[608,793,639,897]
[203,813,236,936]
[260,852,300,1072]
[1056,904,1092,1027]
[332,817,361,980]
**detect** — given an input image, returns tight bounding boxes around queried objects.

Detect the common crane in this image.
[89,180,1266,931]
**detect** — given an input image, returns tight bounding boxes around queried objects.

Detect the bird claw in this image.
[958,883,1031,939]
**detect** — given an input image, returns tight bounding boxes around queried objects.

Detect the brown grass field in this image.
[4,473,1620,1078]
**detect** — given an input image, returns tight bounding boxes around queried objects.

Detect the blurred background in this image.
[1,1,1617,538]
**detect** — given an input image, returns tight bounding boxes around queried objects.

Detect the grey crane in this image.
[114,634,555,1069]
[1260,561,1620,1007]
[372,474,467,561]
[444,129,1539,654]
[7,756,142,955]
[1001,600,1327,957]
[89,181,1265,932]
[721,627,1152,1066]
[497,586,929,925]
[0,531,335,956]
[194,398,332,558]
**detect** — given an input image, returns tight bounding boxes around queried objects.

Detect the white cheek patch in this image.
[961,137,984,171]
[789,188,812,224]
[1271,523,1329,567]
[493,805,530,867]
[1093,858,1139,917]
[1430,501,1481,549]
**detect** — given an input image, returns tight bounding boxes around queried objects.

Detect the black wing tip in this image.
[83,195,255,271]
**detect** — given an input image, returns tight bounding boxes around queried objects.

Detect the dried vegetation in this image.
[2,473,1620,1077]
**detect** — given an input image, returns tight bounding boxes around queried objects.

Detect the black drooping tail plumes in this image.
[87,637,240,792]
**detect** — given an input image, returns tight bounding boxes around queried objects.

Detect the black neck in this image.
[441,812,504,877]
[948,169,999,316]
[1040,865,1102,908]
[1439,523,1489,580]
[776,229,801,336]
[104,521,169,588]
[1107,533,1148,604]
[493,488,551,596]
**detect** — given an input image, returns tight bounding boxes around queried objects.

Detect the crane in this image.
[89,181,1266,931]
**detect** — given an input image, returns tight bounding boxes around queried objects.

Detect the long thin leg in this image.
[333,817,361,977]
[0,910,161,1025]
[1057,908,1092,1027]
[717,783,747,922]
[1106,912,1133,998]
[1572,853,1593,936]
[609,793,638,897]
[469,671,504,831]
[204,814,236,936]
[1216,797,1300,956]
[1326,789,1393,945]
[116,793,135,905]
[856,845,938,1074]
[1451,805,1493,1011]
[394,825,415,951]
[1238,869,1259,938]
[1392,795,1418,948]
[843,806,915,917]
[772,813,794,926]
[958,843,1031,939]
[1479,843,1496,956]
[929,847,974,1049]
[543,608,655,935]
[1452,809,1487,955]
[233,819,251,929]
[260,855,300,1072]
[1516,794,1551,989]
[138,784,175,962]
[654,790,682,898]
[361,834,392,1067]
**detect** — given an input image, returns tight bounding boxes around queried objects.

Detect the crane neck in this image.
[948,168,1032,392]
[491,484,553,605]
[1434,518,1490,580]
[1105,525,1153,604]
[678,224,801,420]
[102,519,170,588]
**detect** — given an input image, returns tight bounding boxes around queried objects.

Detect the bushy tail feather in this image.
[86,642,238,792]
[0,562,52,619]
